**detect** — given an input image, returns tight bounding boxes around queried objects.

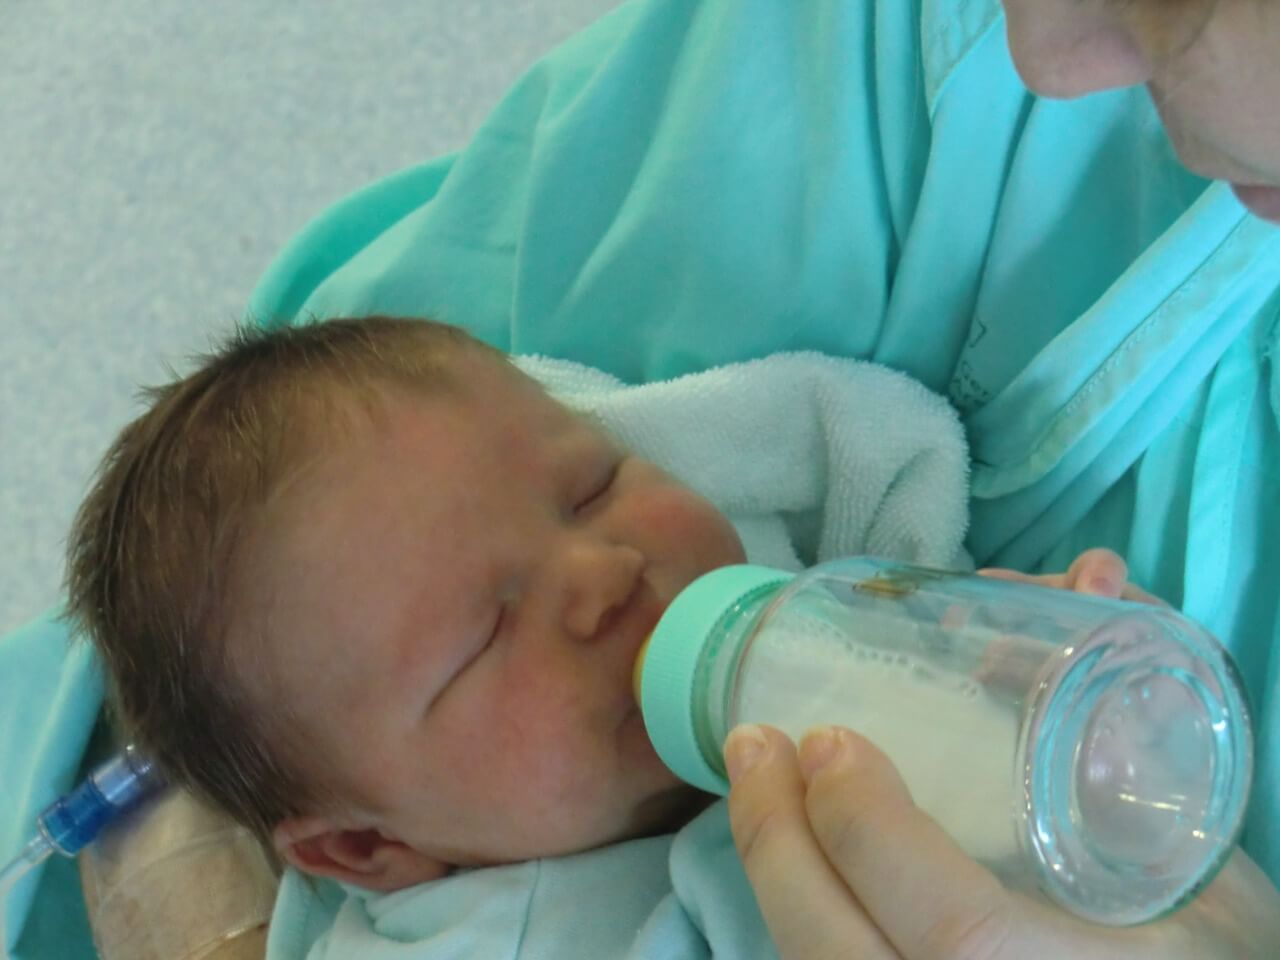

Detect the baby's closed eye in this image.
[573,458,622,515]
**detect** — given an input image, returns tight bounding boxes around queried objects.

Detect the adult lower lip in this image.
[1230,183,1280,223]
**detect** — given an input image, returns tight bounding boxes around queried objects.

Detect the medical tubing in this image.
[0,837,53,960]
[1,744,163,885]
[1,835,51,891]
[2,746,162,958]
[37,745,163,856]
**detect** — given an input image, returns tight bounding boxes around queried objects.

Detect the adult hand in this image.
[976,546,1166,607]
[723,548,1280,958]
[725,725,1280,958]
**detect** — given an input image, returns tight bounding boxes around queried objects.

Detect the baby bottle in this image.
[634,559,1253,926]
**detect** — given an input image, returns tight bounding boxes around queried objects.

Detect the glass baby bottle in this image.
[633,559,1253,926]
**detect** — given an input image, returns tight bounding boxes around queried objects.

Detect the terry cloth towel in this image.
[265,350,971,960]
[516,351,971,572]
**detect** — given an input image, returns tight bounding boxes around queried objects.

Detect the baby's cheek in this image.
[484,674,602,798]
[636,485,744,564]
[630,484,697,534]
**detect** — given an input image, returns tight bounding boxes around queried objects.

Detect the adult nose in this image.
[1002,1,1151,98]
[555,535,646,642]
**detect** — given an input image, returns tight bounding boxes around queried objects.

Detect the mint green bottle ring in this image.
[638,565,792,795]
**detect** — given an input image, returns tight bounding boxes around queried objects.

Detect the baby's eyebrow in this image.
[568,420,623,460]
[545,427,606,482]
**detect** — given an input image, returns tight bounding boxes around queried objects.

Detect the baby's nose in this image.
[559,538,645,642]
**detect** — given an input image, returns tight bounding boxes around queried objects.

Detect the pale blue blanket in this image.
[287,803,773,960]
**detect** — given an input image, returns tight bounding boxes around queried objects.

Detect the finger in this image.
[978,554,1128,596]
[974,629,1054,700]
[1063,548,1128,598]
[799,729,1173,958]
[976,566,1069,590]
[982,558,1168,610]
[1119,581,1170,608]
[1191,849,1280,947]
[797,727,1024,960]
[724,725,899,960]
[979,551,1128,597]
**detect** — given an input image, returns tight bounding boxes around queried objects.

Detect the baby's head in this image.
[67,317,744,891]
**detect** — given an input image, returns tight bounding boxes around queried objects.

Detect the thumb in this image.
[797,728,1137,959]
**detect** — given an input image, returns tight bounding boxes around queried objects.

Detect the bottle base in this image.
[1016,610,1252,925]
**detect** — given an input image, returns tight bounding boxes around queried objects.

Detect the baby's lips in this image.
[632,634,654,707]
[622,582,668,701]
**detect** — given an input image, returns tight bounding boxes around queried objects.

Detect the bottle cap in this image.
[638,564,792,795]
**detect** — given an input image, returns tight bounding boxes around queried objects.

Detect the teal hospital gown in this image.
[2,0,1277,957]
[251,0,1280,883]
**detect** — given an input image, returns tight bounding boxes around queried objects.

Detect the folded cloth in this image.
[270,351,970,960]
[297,804,769,960]
[517,351,971,572]
[0,615,103,960]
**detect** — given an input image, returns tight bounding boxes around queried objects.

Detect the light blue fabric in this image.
[4,0,1279,956]
[0,612,102,960]
[308,832,679,958]
[275,804,773,960]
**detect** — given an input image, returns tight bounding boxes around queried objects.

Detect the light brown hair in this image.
[66,316,505,848]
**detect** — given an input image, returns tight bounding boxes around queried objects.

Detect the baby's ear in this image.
[273,814,452,891]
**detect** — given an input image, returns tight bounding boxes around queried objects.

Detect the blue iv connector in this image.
[37,743,163,856]
[2,744,164,891]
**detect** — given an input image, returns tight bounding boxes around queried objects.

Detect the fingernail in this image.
[724,725,768,782]
[1089,576,1120,596]
[799,727,844,782]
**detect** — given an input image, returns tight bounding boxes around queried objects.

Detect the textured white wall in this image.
[0,0,621,633]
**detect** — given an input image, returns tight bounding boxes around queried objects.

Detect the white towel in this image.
[516,352,971,572]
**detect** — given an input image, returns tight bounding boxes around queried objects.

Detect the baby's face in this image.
[239,354,745,875]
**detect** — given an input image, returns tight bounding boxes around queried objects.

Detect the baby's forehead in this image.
[225,366,623,765]
[431,358,609,445]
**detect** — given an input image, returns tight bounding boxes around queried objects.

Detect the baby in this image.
[67,316,746,892]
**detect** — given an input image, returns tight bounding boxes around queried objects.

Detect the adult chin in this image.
[1231,183,1280,224]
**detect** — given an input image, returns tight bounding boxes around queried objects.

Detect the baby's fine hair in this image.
[66,316,504,847]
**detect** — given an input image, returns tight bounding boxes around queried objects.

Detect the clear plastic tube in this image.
[2,745,164,959]
[1,836,54,960]
[0,834,52,897]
